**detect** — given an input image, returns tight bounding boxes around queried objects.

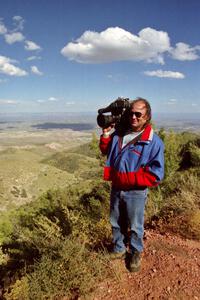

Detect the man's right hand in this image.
[102,124,115,137]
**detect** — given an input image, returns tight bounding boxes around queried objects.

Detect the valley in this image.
[0,126,96,211]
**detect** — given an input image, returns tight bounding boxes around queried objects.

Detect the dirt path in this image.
[92,230,200,300]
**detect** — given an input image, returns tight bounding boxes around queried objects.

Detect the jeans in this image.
[110,187,148,254]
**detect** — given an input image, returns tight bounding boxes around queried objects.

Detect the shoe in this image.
[110,250,126,260]
[129,251,141,272]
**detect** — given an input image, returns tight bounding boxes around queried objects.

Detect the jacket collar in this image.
[140,124,154,141]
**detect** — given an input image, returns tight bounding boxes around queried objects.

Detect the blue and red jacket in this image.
[99,124,164,190]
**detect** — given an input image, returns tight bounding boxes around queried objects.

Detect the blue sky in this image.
[0,0,200,113]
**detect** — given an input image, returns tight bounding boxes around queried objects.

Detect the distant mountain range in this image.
[0,112,199,133]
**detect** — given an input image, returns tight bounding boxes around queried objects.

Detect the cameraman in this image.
[99,98,164,272]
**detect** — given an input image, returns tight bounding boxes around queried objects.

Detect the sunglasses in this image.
[129,111,143,118]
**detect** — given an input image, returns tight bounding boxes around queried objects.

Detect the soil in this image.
[92,229,200,300]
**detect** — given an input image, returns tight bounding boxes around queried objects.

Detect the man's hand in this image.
[102,124,115,137]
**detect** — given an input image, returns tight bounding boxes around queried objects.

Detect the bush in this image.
[145,186,164,221]
[1,178,112,299]
[146,130,200,240]
[158,129,182,179]
[187,210,200,239]
[5,240,110,300]
[4,277,29,300]
[180,138,200,169]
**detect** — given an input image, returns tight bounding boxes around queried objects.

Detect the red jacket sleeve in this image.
[99,135,112,155]
[134,167,159,187]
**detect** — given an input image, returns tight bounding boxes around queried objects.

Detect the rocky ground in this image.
[92,230,200,300]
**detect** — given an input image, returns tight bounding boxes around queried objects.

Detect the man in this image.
[99,98,164,272]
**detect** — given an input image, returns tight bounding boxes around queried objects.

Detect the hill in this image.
[0,129,199,299]
[0,130,97,211]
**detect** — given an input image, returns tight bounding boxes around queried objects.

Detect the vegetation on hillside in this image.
[0,138,100,210]
[0,130,199,299]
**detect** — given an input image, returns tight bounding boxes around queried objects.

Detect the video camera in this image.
[97,97,131,131]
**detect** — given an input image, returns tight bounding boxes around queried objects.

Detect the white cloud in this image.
[48,97,58,101]
[4,32,25,44]
[36,99,45,103]
[168,98,177,102]
[170,42,200,61]
[61,27,171,64]
[146,55,165,65]
[13,15,23,21]
[27,56,41,61]
[0,22,7,35]
[0,99,18,104]
[31,65,43,75]
[36,97,59,103]
[0,55,28,76]
[144,69,185,79]
[12,16,25,31]
[167,99,178,105]
[25,40,41,51]
[1,17,42,58]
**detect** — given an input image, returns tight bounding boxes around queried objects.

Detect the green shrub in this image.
[187,209,200,239]
[0,246,8,265]
[4,277,29,300]
[145,186,164,221]
[5,240,110,300]
[180,138,200,169]
[0,213,14,245]
[1,178,112,298]
[158,129,182,179]
[71,135,98,158]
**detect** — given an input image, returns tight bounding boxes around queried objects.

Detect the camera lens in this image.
[97,114,115,128]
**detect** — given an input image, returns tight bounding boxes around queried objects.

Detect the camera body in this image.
[97,97,131,132]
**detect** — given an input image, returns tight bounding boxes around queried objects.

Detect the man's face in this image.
[129,101,148,132]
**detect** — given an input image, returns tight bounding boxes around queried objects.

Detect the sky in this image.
[0,0,200,114]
